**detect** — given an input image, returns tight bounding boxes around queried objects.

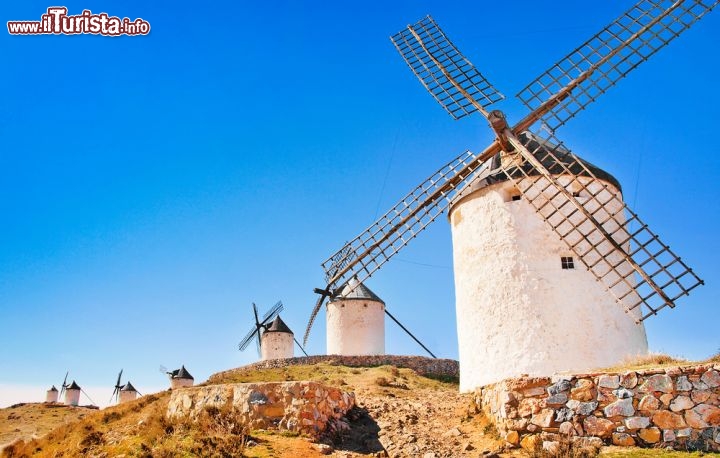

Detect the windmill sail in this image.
[516,0,720,132]
[304,150,492,344]
[497,129,703,320]
[391,15,504,119]
[239,301,285,355]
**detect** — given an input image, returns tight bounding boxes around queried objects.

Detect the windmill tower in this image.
[167,365,194,389]
[45,385,59,403]
[449,133,648,389]
[304,1,712,391]
[261,316,295,360]
[119,382,139,403]
[239,301,308,361]
[65,381,81,406]
[326,277,385,356]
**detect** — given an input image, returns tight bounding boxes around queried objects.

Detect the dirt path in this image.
[327,386,506,457]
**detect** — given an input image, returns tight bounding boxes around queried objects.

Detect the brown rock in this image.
[659,393,674,406]
[694,403,720,425]
[604,398,634,417]
[624,416,650,430]
[531,409,555,428]
[701,369,720,388]
[518,398,542,417]
[598,375,620,389]
[639,374,674,393]
[571,379,596,402]
[652,410,686,429]
[559,421,575,435]
[582,416,614,438]
[691,390,711,404]
[669,395,694,412]
[638,395,660,412]
[663,429,675,442]
[504,430,519,445]
[522,386,547,397]
[684,408,708,429]
[612,432,635,446]
[520,434,541,451]
[621,372,638,389]
[505,418,529,431]
[638,426,661,444]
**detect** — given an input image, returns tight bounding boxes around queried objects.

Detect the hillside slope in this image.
[2,363,504,457]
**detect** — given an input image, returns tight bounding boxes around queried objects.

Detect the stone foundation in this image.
[167,381,355,436]
[475,363,720,452]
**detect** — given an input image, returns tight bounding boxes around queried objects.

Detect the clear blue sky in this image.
[1,1,718,405]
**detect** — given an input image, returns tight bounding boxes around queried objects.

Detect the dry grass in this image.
[2,364,458,457]
[0,403,88,448]
[600,446,720,457]
[596,353,690,372]
[208,363,456,397]
[529,436,600,458]
[2,392,252,458]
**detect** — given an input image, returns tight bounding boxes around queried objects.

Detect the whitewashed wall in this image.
[450,178,648,392]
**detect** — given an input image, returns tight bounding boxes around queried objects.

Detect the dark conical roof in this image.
[464,131,622,195]
[331,277,384,304]
[48,385,58,392]
[265,315,293,334]
[67,381,81,390]
[172,365,194,380]
[121,381,137,392]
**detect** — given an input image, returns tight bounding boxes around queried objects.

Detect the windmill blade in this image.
[516,0,719,133]
[304,290,329,346]
[238,325,260,351]
[110,387,120,404]
[60,371,69,397]
[158,365,168,374]
[305,149,495,344]
[391,15,504,120]
[110,369,123,403]
[252,302,260,327]
[321,150,489,288]
[256,333,262,358]
[497,129,702,320]
[261,301,284,325]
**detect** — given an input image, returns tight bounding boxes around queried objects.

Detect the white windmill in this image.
[304,0,712,392]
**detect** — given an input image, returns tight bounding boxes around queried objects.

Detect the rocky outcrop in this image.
[167,381,354,436]
[476,364,720,452]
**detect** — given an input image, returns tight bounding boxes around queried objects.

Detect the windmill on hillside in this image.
[305,0,713,392]
[109,369,140,404]
[238,301,308,361]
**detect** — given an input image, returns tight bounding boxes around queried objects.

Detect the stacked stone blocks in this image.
[476,364,720,452]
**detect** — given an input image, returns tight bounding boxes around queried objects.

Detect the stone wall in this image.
[209,355,458,383]
[167,381,354,436]
[475,364,720,452]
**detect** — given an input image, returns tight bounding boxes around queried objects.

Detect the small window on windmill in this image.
[572,191,581,198]
[511,194,521,201]
[561,256,575,270]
